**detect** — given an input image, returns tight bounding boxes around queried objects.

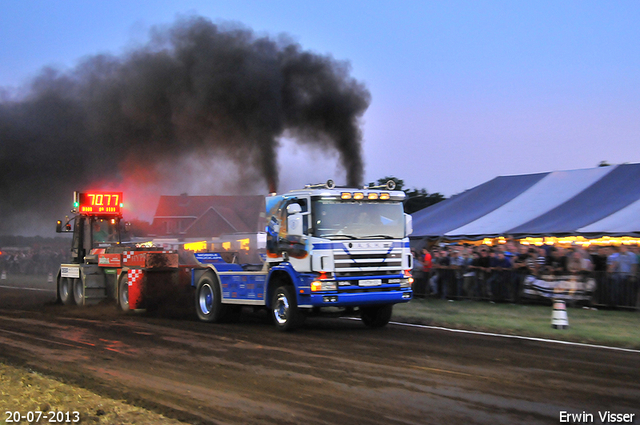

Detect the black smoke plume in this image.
[0,16,370,234]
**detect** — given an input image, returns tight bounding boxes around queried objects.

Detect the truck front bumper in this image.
[300,289,412,308]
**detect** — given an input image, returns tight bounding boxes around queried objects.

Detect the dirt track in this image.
[0,278,638,425]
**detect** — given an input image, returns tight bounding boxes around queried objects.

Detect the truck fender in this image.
[265,264,298,309]
[191,265,222,291]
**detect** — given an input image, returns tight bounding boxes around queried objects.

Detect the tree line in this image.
[370,176,445,214]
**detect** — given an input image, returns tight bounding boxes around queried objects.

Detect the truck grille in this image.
[333,250,402,276]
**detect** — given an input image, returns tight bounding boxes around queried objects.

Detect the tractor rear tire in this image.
[72,278,84,306]
[59,278,74,306]
[118,274,130,312]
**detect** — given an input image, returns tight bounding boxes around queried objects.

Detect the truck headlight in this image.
[311,281,337,291]
[403,270,413,287]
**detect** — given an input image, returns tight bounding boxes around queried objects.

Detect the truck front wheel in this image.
[271,285,302,332]
[196,274,225,322]
[360,304,393,328]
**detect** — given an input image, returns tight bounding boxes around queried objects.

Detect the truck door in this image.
[283,197,311,272]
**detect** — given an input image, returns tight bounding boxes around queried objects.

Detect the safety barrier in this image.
[412,269,639,309]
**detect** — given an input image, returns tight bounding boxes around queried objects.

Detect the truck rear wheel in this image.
[196,274,225,322]
[59,277,74,306]
[271,285,302,332]
[72,278,84,306]
[118,274,130,312]
[360,304,393,328]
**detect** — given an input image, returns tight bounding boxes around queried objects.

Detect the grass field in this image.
[393,298,640,349]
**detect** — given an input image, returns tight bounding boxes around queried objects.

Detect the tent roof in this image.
[411,172,547,237]
[411,163,640,239]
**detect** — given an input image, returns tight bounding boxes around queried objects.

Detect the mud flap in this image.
[127,269,145,309]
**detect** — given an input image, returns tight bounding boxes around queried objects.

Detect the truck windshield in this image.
[312,200,405,239]
[91,217,120,245]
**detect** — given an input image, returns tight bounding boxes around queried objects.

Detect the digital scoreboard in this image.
[75,192,123,215]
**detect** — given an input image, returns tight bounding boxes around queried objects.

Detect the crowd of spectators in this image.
[0,248,69,276]
[412,242,639,307]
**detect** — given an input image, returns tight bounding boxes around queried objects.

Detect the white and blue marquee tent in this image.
[411,163,640,240]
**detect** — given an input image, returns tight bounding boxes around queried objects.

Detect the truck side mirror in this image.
[286,204,302,215]
[286,203,304,237]
[405,214,413,236]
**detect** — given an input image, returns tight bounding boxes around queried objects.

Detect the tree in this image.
[370,176,405,190]
[403,188,445,214]
[372,176,445,214]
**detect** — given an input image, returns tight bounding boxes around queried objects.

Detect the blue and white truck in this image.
[190,180,414,331]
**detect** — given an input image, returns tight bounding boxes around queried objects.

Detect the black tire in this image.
[271,285,302,331]
[59,277,74,306]
[195,273,226,322]
[360,304,393,328]
[118,274,130,312]
[72,278,84,306]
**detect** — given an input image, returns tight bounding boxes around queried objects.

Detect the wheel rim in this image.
[199,283,213,315]
[273,292,289,325]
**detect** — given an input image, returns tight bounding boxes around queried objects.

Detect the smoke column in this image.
[0,16,370,234]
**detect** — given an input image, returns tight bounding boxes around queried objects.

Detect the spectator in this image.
[422,247,432,293]
[504,242,517,263]
[488,250,512,302]
[525,248,539,275]
[607,245,638,306]
[567,248,592,275]
[546,247,568,276]
[449,247,468,299]
[476,248,492,298]
[411,250,425,298]
[438,248,452,299]
[590,246,609,274]
[429,249,441,296]
[464,251,481,298]
[536,247,547,276]
[457,248,473,298]
[512,245,531,302]
[590,246,610,304]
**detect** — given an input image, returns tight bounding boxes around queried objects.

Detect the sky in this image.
[1,0,639,200]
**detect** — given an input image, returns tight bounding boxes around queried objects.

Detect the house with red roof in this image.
[151,194,265,240]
